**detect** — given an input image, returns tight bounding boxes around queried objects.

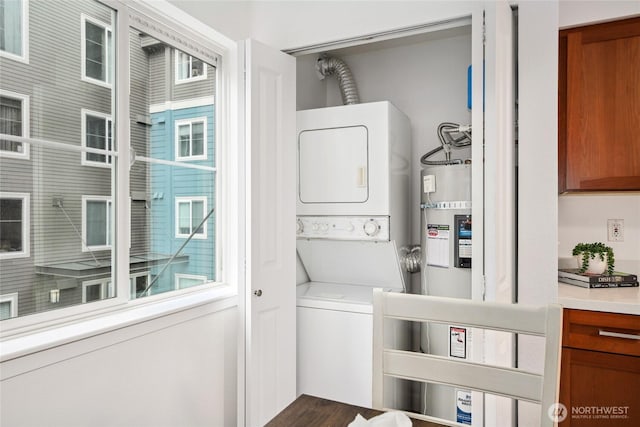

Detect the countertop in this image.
[558,282,640,315]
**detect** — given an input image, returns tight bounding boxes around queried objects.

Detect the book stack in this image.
[558,269,639,288]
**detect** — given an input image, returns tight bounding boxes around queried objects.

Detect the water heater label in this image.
[426,224,449,268]
[449,326,467,359]
[456,389,472,425]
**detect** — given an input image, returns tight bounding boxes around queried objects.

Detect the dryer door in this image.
[298,125,368,204]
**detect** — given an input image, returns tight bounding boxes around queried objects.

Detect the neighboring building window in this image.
[175,50,206,83]
[0,293,18,320]
[175,117,206,161]
[0,0,28,62]
[130,272,150,299]
[175,197,207,239]
[0,192,29,259]
[81,109,113,167]
[81,14,112,86]
[0,90,29,159]
[82,196,112,251]
[175,273,207,290]
[82,278,114,303]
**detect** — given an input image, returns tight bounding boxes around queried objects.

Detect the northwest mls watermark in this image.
[548,403,631,422]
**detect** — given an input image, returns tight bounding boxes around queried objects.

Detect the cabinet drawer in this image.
[563,309,640,356]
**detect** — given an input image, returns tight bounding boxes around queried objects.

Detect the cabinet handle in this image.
[599,330,640,340]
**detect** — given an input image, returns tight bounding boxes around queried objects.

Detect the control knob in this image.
[363,220,380,237]
[296,219,304,234]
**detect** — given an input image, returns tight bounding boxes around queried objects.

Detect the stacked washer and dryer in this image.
[295,101,411,408]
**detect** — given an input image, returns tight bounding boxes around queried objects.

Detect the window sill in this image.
[0,285,237,367]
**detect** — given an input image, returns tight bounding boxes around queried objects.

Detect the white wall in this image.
[559,0,640,28]
[559,194,640,271]
[0,305,237,427]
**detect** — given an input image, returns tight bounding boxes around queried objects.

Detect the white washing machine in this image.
[296,238,407,408]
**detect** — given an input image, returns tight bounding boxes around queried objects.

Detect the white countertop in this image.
[558,282,640,315]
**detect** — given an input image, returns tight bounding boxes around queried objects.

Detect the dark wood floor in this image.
[265,394,445,427]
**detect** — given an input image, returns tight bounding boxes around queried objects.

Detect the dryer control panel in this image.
[296,216,390,241]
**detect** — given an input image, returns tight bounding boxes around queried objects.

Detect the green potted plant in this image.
[572,242,615,275]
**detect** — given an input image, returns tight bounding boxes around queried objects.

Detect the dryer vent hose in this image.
[316,56,360,105]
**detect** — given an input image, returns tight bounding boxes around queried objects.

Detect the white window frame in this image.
[175,273,207,290]
[0,1,237,343]
[0,0,29,63]
[81,13,113,88]
[0,89,30,159]
[0,192,30,260]
[81,195,112,252]
[0,293,19,320]
[81,109,113,167]
[175,116,207,161]
[81,278,114,303]
[175,196,208,239]
[174,50,207,84]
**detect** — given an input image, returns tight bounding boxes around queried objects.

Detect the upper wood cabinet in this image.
[559,17,640,193]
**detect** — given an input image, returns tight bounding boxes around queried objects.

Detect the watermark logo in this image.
[548,403,630,422]
[548,403,568,423]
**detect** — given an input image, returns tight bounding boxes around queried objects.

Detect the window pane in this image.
[0,1,127,320]
[0,198,23,252]
[0,301,11,320]
[191,58,204,78]
[0,0,22,56]
[131,31,216,298]
[86,200,107,247]
[0,95,23,153]
[191,122,204,156]
[178,125,190,157]
[192,200,204,234]
[178,202,190,234]
[85,21,105,81]
[84,283,102,302]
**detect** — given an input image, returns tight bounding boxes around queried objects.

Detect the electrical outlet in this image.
[607,219,624,242]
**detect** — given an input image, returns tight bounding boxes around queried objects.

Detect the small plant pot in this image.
[576,254,608,274]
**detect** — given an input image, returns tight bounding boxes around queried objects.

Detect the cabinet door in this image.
[560,348,640,426]
[561,17,640,191]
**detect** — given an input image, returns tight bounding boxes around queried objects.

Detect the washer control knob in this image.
[346,223,355,232]
[312,223,319,231]
[320,223,329,232]
[296,219,304,234]
[363,220,380,237]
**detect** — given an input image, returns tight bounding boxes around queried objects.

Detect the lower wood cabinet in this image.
[559,309,640,426]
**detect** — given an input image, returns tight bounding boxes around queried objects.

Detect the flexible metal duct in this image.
[316,56,360,105]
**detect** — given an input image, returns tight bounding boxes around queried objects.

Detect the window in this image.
[175,117,206,161]
[0,293,18,320]
[0,1,225,326]
[81,14,112,86]
[81,109,113,166]
[82,278,114,303]
[175,50,206,83]
[0,192,29,259]
[130,272,151,299]
[0,90,29,159]
[175,197,207,239]
[82,196,112,251]
[0,0,27,62]
[175,273,207,290]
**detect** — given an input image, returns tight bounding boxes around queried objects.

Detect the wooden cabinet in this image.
[558,17,640,192]
[560,309,640,426]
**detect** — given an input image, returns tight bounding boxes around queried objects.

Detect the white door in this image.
[245,39,297,426]
[472,1,516,426]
